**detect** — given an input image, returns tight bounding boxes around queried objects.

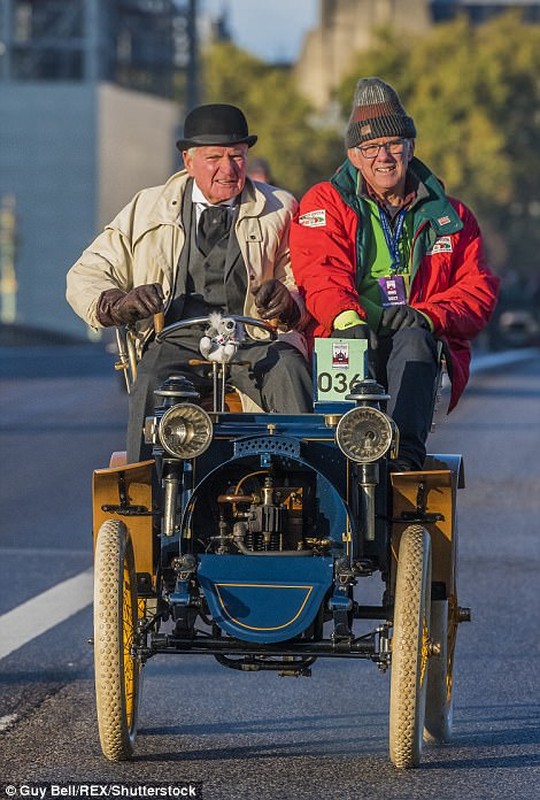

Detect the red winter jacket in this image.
[290,158,500,411]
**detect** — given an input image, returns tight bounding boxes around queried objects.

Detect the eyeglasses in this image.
[355,139,407,159]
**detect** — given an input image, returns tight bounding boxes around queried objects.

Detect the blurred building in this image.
[296,0,540,110]
[295,0,430,112]
[0,0,191,337]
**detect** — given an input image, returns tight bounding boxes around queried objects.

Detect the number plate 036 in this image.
[313,338,368,402]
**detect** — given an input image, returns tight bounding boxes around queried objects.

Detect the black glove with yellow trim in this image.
[331,310,370,339]
[379,305,432,333]
[331,324,370,339]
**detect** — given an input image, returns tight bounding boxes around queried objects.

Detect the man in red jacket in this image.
[290,77,499,470]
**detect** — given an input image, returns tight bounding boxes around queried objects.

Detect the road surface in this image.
[0,346,538,799]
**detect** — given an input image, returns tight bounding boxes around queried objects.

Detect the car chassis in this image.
[92,316,470,767]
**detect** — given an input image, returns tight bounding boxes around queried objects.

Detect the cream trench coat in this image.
[66,170,307,358]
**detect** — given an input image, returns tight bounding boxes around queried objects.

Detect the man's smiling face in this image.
[348,136,414,199]
[183,144,248,204]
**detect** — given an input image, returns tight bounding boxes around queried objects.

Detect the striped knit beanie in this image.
[345,77,416,148]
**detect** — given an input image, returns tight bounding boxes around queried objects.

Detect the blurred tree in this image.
[336,12,540,278]
[200,42,343,196]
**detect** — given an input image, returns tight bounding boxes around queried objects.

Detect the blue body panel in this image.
[198,554,334,643]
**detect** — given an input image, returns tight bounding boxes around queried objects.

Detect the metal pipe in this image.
[114,328,131,393]
[150,637,377,658]
[220,363,226,412]
[163,472,179,537]
[212,362,218,411]
[357,463,379,541]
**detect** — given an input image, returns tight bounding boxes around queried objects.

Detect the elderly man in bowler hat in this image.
[67,104,312,461]
[291,78,499,471]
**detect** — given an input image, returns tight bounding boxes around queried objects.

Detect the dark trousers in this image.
[127,338,313,462]
[369,328,440,469]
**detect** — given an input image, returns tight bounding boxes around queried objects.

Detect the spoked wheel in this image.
[424,595,457,742]
[94,520,142,761]
[389,525,432,769]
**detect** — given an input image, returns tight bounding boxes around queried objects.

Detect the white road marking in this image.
[0,713,19,731]
[0,568,93,661]
[0,547,90,557]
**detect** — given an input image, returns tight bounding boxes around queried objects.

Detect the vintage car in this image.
[91,314,470,768]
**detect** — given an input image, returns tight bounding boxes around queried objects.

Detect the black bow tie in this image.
[198,205,232,256]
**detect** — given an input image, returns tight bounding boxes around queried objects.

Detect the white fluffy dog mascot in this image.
[199,313,245,363]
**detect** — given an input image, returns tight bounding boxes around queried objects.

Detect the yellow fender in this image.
[93,459,156,588]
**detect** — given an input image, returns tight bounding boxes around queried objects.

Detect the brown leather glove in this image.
[96,284,164,326]
[252,279,300,326]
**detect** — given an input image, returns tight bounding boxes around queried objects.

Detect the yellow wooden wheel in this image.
[389,525,432,769]
[94,520,141,760]
[424,594,458,742]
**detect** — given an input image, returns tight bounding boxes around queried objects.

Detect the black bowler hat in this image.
[176,103,258,151]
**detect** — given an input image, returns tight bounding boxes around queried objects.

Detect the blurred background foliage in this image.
[201,42,344,195]
[201,11,540,282]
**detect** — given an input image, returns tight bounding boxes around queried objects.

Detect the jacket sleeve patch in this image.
[427,235,453,255]
[298,209,326,228]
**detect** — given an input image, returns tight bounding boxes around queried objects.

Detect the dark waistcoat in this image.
[166,182,248,324]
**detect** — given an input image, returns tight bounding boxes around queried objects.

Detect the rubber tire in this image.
[424,598,454,742]
[389,525,432,769]
[94,520,141,761]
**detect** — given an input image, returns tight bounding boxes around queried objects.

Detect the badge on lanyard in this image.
[378,274,407,306]
[378,209,408,307]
